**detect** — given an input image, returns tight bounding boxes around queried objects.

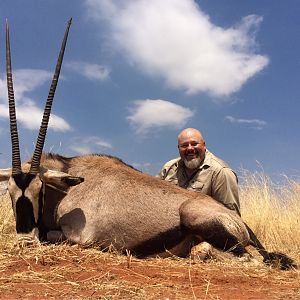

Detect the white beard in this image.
[183,157,201,169]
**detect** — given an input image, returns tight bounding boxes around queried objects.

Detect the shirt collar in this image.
[199,149,212,169]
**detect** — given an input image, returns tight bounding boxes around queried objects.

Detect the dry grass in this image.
[0,171,299,299]
[0,193,15,250]
[239,170,300,261]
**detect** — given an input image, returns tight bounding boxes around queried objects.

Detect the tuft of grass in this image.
[0,193,15,250]
[239,169,300,261]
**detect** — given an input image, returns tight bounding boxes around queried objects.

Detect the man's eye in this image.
[180,142,199,148]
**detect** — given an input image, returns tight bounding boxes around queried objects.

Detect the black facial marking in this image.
[12,172,38,234]
[16,196,36,233]
[37,185,48,241]
[13,172,36,190]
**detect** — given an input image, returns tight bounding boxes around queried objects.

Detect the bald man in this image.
[157,128,241,216]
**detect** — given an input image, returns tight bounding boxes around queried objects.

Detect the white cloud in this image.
[69,136,113,155]
[225,115,267,129]
[16,103,71,131]
[66,61,110,81]
[0,79,7,102]
[132,162,151,169]
[0,69,71,131]
[127,99,194,133]
[85,0,269,97]
[132,162,151,172]
[10,69,52,101]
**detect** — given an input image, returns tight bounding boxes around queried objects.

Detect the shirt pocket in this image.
[190,181,204,191]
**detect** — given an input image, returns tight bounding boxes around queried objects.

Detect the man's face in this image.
[178,131,206,170]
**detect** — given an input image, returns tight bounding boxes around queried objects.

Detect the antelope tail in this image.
[246,223,297,270]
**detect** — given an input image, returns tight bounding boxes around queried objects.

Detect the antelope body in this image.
[0,20,296,270]
[16,152,251,257]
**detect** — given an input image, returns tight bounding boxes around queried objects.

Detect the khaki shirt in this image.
[157,150,241,216]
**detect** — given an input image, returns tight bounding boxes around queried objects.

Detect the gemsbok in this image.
[0,19,297,270]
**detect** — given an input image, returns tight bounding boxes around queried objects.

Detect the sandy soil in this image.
[0,245,299,300]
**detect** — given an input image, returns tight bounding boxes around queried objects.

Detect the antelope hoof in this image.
[191,241,213,261]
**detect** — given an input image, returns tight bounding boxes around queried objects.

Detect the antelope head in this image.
[0,19,83,245]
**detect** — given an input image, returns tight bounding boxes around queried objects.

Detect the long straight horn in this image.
[29,18,72,175]
[6,19,22,175]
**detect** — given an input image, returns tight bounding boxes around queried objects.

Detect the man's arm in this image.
[156,166,167,179]
[156,158,180,180]
[211,168,241,216]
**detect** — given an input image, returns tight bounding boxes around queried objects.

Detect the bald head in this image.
[178,128,204,145]
[177,128,206,170]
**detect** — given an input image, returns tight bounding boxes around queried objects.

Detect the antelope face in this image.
[0,169,43,244]
[8,172,42,244]
[1,167,84,245]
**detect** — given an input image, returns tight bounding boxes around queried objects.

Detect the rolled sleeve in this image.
[156,167,167,179]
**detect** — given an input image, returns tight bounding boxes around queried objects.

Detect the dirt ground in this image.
[0,245,299,300]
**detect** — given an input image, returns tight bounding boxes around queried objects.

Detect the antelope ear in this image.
[62,176,84,186]
[0,181,8,196]
[0,168,12,181]
[0,169,10,196]
[42,169,84,187]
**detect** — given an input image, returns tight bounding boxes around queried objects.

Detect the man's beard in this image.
[183,157,202,169]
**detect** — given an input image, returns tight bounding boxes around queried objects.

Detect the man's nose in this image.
[186,144,195,151]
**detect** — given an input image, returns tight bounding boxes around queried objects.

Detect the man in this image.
[157,128,241,216]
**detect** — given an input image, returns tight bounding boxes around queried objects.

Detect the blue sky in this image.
[0,0,299,181]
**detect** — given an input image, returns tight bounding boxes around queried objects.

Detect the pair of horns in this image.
[6,18,72,175]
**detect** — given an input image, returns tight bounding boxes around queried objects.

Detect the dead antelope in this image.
[0,20,297,270]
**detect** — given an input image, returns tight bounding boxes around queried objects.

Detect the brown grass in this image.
[239,169,300,260]
[0,171,299,299]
